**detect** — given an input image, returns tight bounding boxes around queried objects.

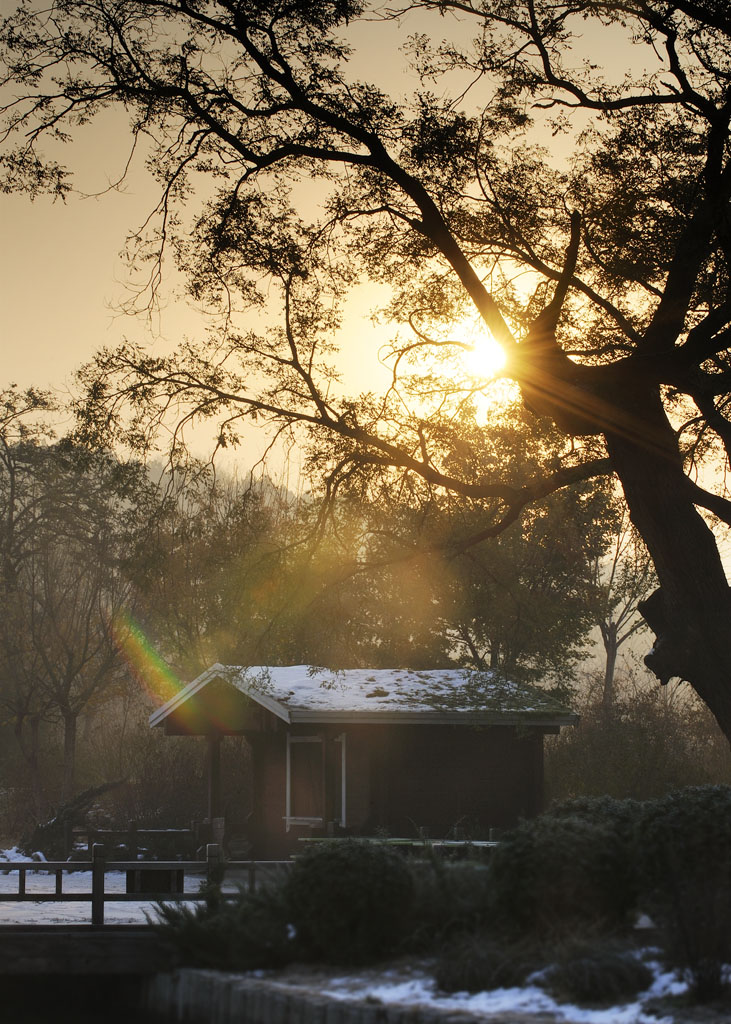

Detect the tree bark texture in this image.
[601,622,618,712]
[61,711,77,804]
[605,390,731,741]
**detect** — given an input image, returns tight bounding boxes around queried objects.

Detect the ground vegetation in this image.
[546,670,731,801]
[153,787,731,1007]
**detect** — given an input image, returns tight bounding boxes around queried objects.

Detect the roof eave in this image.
[149,664,293,728]
[288,710,578,726]
[149,662,229,729]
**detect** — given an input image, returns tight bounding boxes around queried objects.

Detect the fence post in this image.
[63,820,73,858]
[128,819,138,860]
[91,843,106,927]
[206,843,223,887]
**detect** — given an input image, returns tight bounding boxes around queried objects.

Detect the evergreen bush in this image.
[636,785,731,1001]
[546,795,642,916]
[406,857,493,949]
[547,794,642,841]
[435,932,540,993]
[487,812,635,938]
[542,938,653,1006]
[152,883,293,970]
[285,840,414,964]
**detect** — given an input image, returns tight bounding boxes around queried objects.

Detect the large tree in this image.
[3,2,731,733]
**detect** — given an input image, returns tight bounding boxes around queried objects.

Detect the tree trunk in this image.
[61,710,77,803]
[601,621,619,712]
[14,713,46,821]
[605,391,731,742]
[29,714,44,819]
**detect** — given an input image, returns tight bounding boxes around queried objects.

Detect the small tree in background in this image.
[587,517,656,711]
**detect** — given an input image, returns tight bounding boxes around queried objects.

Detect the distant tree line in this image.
[0,383,728,840]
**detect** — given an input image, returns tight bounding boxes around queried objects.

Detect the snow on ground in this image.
[301,956,686,1024]
[0,847,204,924]
[0,848,689,1022]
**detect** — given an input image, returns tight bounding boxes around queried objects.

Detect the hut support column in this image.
[207,731,222,820]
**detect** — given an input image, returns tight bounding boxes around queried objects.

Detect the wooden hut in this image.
[149,664,577,858]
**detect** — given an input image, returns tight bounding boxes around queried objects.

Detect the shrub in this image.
[152,882,293,970]
[406,857,493,949]
[546,795,642,915]
[545,677,731,803]
[285,840,413,964]
[547,795,642,840]
[542,938,653,1006]
[435,932,540,993]
[488,812,635,939]
[636,785,731,1001]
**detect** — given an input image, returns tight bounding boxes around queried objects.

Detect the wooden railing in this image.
[67,821,205,859]
[0,844,292,926]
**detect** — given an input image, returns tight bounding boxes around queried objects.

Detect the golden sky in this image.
[0,12,426,396]
[0,6,637,399]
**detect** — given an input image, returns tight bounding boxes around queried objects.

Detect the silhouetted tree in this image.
[3,3,731,734]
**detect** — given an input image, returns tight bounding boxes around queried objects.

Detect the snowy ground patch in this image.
[0,848,701,1022]
[317,956,685,1024]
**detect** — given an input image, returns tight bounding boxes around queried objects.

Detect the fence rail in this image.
[68,821,201,859]
[0,844,292,926]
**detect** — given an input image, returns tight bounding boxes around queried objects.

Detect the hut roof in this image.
[149,664,577,729]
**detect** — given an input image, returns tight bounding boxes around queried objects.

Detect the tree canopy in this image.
[3,2,731,734]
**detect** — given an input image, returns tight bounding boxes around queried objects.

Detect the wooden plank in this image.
[91,843,105,926]
[0,859,294,913]
[0,927,177,975]
[0,893,91,902]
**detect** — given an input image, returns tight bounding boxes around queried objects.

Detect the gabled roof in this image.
[149,664,577,729]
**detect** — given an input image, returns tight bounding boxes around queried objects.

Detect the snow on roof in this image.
[149,663,577,728]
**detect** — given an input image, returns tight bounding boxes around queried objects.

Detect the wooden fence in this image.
[0,844,292,926]
[67,821,208,859]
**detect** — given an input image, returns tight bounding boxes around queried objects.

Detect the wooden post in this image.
[207,732,222,821]
[55,869,63,896]
[206,843,222,887]
[18,868,25,896]
[91,843,106,927]
[128,819,138,860]
[322,731,334,829]
[247,735,264,857]
[63,820,72,858]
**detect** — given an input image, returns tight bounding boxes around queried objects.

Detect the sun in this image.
[457,322,507,380]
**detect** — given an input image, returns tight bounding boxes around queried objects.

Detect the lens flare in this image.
[113,609,182,704]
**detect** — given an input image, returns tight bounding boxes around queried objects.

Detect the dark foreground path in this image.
[0,925,175,976]
[3,975,157,1024]
[0,926,173,1024]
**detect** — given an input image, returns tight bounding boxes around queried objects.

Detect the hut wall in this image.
[249,722,544,857]
[345,724,543,840]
